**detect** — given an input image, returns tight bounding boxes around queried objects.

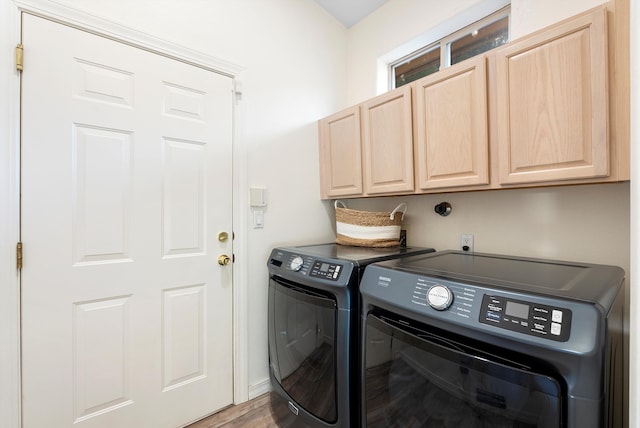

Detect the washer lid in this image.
[377,250,624,308]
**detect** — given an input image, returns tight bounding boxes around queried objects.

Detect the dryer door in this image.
[268,276,338,423]
[363,311,563,428]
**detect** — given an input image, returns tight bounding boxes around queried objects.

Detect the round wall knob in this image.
[434,202,452,217]
[218,254,231,266]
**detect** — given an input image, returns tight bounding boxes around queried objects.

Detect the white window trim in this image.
[377,0,511,94]
[388,41,440,90]
[441,7,511,68]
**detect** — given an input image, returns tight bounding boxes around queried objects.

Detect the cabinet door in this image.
[361,86,414,195]
[318,106,363,199]
[413,56,489,190]
[494,6,608,185]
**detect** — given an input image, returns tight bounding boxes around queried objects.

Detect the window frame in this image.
[389,6,511,89]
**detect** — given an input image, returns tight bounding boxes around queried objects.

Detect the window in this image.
[391,7,510,89]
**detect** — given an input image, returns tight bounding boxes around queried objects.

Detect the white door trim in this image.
[13,0,244,77]
[5,1,250,425]
[1,3,23,428]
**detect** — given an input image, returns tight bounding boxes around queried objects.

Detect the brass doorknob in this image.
[218,254,231,266]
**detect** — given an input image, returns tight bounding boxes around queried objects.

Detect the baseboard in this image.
[248,378,272,400]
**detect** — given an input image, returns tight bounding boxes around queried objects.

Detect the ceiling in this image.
[313,0,389,28]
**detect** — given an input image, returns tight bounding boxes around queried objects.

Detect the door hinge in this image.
[15,44,24,72]
[16,242,23,270]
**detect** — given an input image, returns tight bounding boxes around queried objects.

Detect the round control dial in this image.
[427,284,453,310]
[289,256,304,272]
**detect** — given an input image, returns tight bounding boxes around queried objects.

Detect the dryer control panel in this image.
[309,260,342,281]
[268,249,352,287]
[479,295,572,342]
[269,253,344,282]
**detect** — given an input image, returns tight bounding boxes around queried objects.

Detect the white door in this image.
[20,14,234,428]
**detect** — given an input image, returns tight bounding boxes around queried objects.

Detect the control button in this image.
[552,310,563,323]
[427,285,453,311]
[486,312,501,321]
[550,322,562,336]
[289,256,304,272]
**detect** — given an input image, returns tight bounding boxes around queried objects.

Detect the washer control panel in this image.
[426,285,453,310]
[479,295,572,342]
[412,278,477,320]
[309,260,342,281]
[371,268,576,344]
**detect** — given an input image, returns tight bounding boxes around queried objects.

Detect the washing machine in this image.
[359,250,625,427]
[267,243,435,428]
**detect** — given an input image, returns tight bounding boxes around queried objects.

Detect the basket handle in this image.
[390,203,407,220]
[334,200,347,209]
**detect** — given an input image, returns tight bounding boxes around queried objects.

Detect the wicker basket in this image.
[334,200,407,247]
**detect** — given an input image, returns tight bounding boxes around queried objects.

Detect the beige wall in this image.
[510,0,606,39]
[342,183,629,275]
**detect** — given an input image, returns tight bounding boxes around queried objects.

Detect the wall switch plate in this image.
[461,233,474,252]
[253,210,264,228]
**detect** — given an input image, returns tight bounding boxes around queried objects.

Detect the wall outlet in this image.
[461,233,474,252]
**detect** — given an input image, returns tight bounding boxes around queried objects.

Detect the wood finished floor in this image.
[186,393,279,428]
[187,345,334,427]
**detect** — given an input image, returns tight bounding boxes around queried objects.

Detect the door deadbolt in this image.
[218,231,229,242]
[218,254,231,266]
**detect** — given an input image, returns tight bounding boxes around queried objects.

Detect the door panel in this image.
[364,313,563,427]
[268,279,338,423]
[413,56,489,190]
[361,86,414,195]
[318,106,363,199]
[494,7,609,184]
[21,14,233,428]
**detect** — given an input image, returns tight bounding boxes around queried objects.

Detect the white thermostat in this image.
[250,187,267,207]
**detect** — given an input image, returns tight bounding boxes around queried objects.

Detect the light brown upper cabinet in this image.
[318,106,363,199]
[493,6,609,185]
[361,85,414,195]
[318,86,414,199]
[318,3,628,199]
[413,56,489,190]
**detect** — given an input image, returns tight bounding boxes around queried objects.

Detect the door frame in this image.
[2,1,250,426]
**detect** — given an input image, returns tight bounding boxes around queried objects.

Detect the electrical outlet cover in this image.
[461,233,474,252]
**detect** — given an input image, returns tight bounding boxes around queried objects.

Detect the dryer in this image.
[267,243,435,428]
